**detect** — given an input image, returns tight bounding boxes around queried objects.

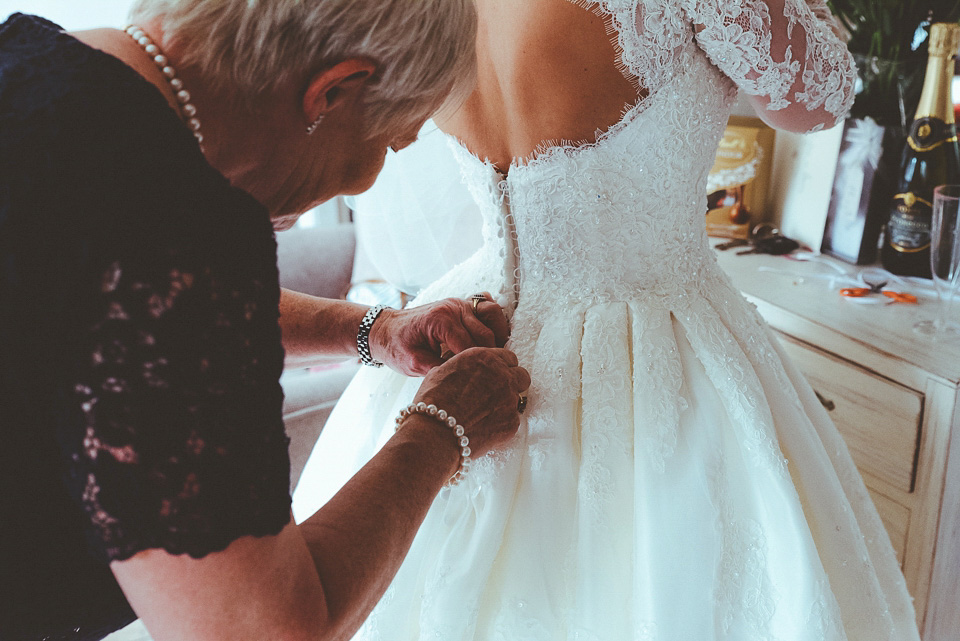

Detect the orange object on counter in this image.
[881,291,918,304]
[840,287,917,304]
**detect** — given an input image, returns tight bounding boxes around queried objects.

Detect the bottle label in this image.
[888,192,932,253]
[908,117,958,153]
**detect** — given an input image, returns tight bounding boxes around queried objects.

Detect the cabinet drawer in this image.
[867,488,909,566]
[778,336,923,494]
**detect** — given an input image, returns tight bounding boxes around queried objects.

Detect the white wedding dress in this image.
[293,1,921,639]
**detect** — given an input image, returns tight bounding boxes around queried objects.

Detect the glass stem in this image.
[936,279,958,330]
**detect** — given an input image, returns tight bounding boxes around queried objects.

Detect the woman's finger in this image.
[460,306,497,348]
[435,322,478,355]
[409,349,444,376]
[474,301,510,346]
[513,365,532,392]
[487,347,519,368]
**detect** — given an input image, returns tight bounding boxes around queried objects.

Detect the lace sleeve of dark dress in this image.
[70,203,293,561]
[0,14,290,641]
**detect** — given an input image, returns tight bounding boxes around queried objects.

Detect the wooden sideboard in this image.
[715,244,960,639]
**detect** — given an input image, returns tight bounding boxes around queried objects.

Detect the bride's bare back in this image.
[436,0,638,170]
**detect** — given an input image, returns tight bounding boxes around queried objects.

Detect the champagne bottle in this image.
[880,22,960,278]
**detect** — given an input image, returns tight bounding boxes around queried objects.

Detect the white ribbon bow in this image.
[841,117,885,170]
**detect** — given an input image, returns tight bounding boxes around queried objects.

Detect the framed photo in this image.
[821,118,893,264]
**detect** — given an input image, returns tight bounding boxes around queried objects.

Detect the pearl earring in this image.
[306,114,324,135]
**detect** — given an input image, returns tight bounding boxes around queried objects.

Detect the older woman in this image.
[0,2,529,640]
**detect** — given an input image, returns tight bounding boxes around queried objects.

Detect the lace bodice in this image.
[442,51,730,314]
[418,0,854,318]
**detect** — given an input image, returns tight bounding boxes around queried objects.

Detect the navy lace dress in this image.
[0,14,292,640]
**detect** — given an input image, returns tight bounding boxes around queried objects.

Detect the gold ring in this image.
[517,394,528,414]
[470,293,486,314]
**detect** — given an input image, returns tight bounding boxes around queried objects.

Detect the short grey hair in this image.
[129,0,477,137]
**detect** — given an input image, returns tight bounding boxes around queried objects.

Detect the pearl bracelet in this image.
[395,402,471,486]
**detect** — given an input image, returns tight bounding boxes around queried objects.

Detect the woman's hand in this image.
[408,346,531,460]
[368,294,510,376]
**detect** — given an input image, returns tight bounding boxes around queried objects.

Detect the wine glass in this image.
[914,184,960,335]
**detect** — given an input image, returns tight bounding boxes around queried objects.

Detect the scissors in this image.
[840,280,918,304]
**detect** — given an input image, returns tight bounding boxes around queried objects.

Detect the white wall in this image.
[1,2,346,232]
[0,1,133,30]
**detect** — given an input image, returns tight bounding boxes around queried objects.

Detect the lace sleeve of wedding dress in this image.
[680,0,857,130]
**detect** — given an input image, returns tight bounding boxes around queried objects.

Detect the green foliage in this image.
[827,1,960,127]
[828,0,959,60]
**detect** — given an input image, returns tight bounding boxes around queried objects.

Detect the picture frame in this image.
[821,118,891,264]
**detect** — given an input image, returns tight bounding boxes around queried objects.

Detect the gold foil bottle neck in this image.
[913,23,960,123]
[928,22,960,58]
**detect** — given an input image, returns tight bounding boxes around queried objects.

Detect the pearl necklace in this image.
[124,25,203,147]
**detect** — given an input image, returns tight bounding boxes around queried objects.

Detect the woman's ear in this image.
[302,58,377,125]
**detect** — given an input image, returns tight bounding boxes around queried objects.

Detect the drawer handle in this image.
[814,390,836,412]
